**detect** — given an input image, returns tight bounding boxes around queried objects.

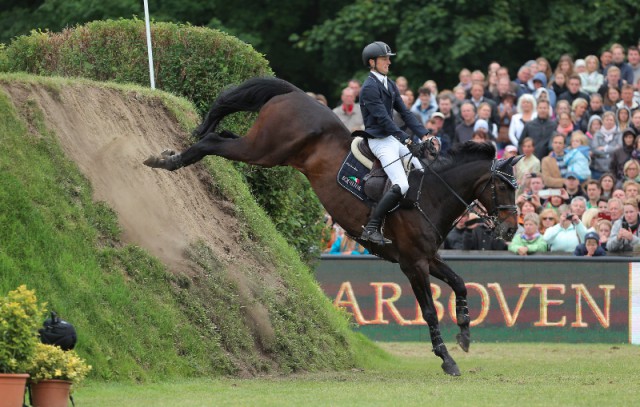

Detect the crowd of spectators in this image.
[321,42,640,256]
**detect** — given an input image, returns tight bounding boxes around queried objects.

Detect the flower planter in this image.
[0,373,29,407]
[30,379,72,407]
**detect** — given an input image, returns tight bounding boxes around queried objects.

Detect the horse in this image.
[143,77,520,376]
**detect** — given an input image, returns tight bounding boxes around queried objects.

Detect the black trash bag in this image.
[38,311,77,351]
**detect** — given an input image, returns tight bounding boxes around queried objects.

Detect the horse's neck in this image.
[425,160,490,232]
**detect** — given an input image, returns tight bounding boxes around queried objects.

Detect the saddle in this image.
[350,132,423,208]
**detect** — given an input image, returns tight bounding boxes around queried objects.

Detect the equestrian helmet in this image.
[362,41,396,67]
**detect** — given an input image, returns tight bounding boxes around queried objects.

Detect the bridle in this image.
[416,157,519,242]
[475,159,519,239]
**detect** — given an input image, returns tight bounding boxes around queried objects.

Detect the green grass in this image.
[74,342,638,406]
[0,73,359,380]
[0,76,227,380]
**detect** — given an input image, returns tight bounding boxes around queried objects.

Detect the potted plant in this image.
[27,343,92,407]
[0,285,46,407]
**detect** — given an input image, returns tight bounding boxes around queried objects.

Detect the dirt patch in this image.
[4,83,233,269]
[2,82,280,370]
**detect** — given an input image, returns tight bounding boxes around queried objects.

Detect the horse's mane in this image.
[429,141,496,173]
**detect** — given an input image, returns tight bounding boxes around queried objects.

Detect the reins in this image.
[364,139,518,243]
[412,152,518,243]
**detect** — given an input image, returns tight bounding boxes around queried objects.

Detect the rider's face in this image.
[374,56,391,75]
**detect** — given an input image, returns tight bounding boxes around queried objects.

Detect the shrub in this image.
[27,344,92,386]
[2,19,325,263]
[0,285,46,373]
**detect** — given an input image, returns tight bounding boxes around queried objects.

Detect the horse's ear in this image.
[510,154,524,166]
[497,156,515,169]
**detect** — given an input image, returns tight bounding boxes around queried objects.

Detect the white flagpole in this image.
[143,0,156,89]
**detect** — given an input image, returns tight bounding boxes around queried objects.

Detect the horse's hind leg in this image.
[401,260,461,376]
[144,131,251,170]
[429,256,470,352]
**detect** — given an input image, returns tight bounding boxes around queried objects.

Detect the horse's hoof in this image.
[456,332,470,353]
[143,155,173,170]
[143,155,162,168]
[441,360,461,376]
[143,152,183,171]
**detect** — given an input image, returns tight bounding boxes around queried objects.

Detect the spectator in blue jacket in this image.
[574,231,606,256]
[532,72,557,107]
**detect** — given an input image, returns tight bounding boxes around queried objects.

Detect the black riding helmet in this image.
[362,41,396,67]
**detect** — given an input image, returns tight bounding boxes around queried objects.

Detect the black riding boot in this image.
[361,184,403,245]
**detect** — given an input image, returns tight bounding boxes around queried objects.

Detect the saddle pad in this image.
[337,152,371,203]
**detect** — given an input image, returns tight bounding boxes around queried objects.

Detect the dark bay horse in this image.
[144,77,519,376]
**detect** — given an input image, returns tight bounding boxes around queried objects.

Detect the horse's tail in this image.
[192,77,300,139]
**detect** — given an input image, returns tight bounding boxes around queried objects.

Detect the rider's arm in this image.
[393,88,428,138]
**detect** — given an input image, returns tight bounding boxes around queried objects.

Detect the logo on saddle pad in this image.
[341,175,363,191]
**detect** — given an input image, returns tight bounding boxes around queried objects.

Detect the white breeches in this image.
[368,136,423,194]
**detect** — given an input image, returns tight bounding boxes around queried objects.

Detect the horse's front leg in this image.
[429,256,470,352]
[401,260,461,376]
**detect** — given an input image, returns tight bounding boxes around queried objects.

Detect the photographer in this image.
[517,171,544,198]
[516,177,543,218]
[463,213,508,251]
[607,198,640,253]
[539,188,568,213]
[444,213,469,250]
[543,207,587,252]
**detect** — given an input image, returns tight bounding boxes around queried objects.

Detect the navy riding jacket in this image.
[360,73,427,143]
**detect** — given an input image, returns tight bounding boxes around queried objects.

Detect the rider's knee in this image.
[395,182,409,195]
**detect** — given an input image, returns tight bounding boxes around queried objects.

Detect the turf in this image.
[74,342,638,406]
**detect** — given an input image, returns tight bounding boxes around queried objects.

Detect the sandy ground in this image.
[3,82,252,274]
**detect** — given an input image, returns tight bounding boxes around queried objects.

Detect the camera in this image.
[530,172,537,177]
[566,213,573,219]
[525,196,532,201]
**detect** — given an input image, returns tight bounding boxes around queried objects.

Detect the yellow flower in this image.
[54,369,62,377]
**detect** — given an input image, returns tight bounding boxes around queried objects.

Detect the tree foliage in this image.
[4,0,640,100]
[299,0,640,92]
[0,0,344,96]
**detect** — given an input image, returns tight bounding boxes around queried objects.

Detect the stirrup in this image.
[360,227,392,245]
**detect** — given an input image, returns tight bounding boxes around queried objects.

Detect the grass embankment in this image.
[75,342,639,406]
[0,73,367,381]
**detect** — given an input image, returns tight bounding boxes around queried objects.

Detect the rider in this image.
[359,41,437,245]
